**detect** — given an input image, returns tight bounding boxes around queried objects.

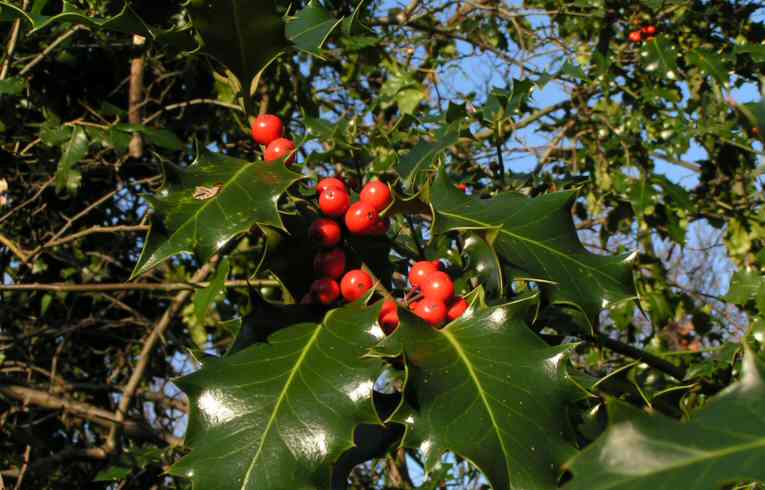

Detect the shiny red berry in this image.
[264,137,296,164]
[344,202,379,234]
[308,218,342,247]
[317,177,347,194]
[414,299,447,326]
[456,183,468,192]
[408,261,439,288]
[340,269,373,302]
[447,297,469,321]
[628,30,642,43]
[310,278,340,305]
[421,271,454,302]
[319,188,351,217]
[641,25,657,36]
[314,248,346,279]
[409,300,420,311]
[251,114,283,145]
[360,180,392,212]
[379,300,399,333]
[431,259,443,270]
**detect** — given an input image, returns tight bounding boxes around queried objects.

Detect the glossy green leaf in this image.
[93,465,131,482]
[724,268,762,304]
[641,35,679,80]
[188,0,287,96]
[169,302,387,490]
[430,167,636,318]
[286,0,342,56]
[687,49,729,86]
[193,258,230,324]
[131,150,303,279]
[565,348,765,490]
[734,43,765,63]
[0,1,152,36]
[55,126,88,194]
[462,233,503,299]
[379,296,577,490]
[398,122,460,189]
[113,124,183,150]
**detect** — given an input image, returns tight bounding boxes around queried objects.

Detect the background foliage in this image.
[1,0,764,488]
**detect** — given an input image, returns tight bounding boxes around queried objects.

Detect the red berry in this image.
[314,248,346,279]
[359,180,392,212]
[310,278,340,305]
[317,177,347,194]
[420,271,454,302]
[447,297,469,321]
[409,300,420,311]
[408,261,439,288]
[251,114,284,145]
[431,259,443,270]
[344,202,379,234]
[308,218,342,247]
[642,25,657,36]
[340,269,374,302]
[319,188,351,217]
[628,30,642,43]
[379,300,399,333]
[456,183,468,192]
[264,137,296,164]
[414,299,447,326]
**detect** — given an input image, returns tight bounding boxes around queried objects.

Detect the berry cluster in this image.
[306,176,393,308]
[251,114,296,164]
[628,24,657,43]
[406,260,468,327]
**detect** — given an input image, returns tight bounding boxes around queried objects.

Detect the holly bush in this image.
[1,0,764,489]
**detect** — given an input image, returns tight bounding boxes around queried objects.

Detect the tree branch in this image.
[0,279,278,293]
[128,35,146,158]
[586,333,687,381]
[0,384,179,446]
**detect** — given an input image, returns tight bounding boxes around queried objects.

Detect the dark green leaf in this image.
[169,302,386,490]
[724,269,762,304]
[641,35,680,80]
[560,60,587,80]
[0,77,24,96]
[565,348,765,490]
[286,0,342,56]
[55,126,88,194]
[397,122,460,189]
[0,1,152,36]
[93,465,132,482]
[430,167,636,318]
[114,124,183,150]
[735,43,765,63]
[380,296,577,490]
[131,150,303,278]
[462,233,503,299]
[194,258,230,324]
[687,49,729,86]
[188,0,287,96]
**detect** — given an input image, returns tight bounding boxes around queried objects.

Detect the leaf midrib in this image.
[240,324,323,489]
[597,434,765,490]
[436,208,625,288]
[441,328,512,484]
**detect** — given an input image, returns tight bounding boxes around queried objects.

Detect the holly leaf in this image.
[724,268,763,305]
[55,126,88,194]
[687,48,729,86]
[397,122,460,190]
[286,0,343,56]
[187,0,287,96]
[430,167,636,318]
[193,258,230,324]
[130,149,303,279]
[462,233,504,299]
[378,296,578,490]
[641,35,680,80]
[564,348,765,490]
[0,1,152,36]
[169,302,387,490]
